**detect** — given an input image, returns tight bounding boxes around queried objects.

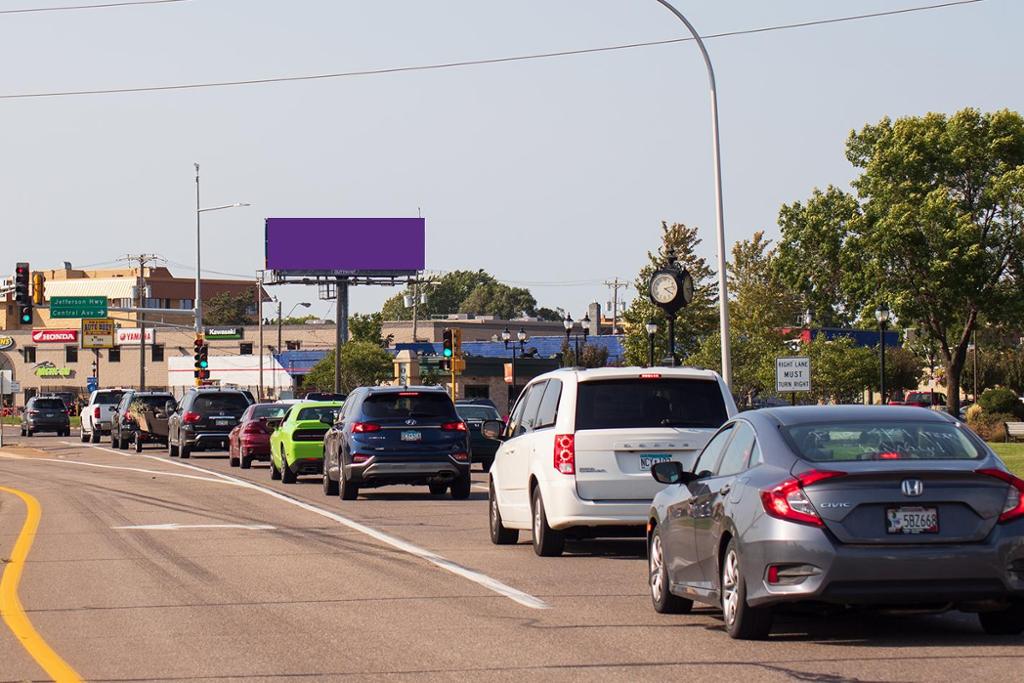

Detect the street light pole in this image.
[193,163,249,335]
[876,303,890,404]
[646,321,658,368]
[653,0,731,387]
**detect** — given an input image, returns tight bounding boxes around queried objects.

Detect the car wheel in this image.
[428,482,448,495]
[280,449,296,484]
[489,481,519,545]
[531,488,565,557]
[79,428,87,442]
[450,474,471,500]
[134,435,143,453]
[240,456,252,470]
[322,467,339,496]
[118,436,128,450]
[721,539,773,640]
[480,457,494,473]
[25,429,33,438]
[168,439,179,457]
[270,455,281,480]
[979,602,1024,635]
[20,427,26,437]
[649,526,693,614]
[339,466,358,501]
[90,430,100,443]
[229,454,240,467]
[179,444,191,459]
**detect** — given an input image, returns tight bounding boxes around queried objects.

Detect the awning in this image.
[43,278,135,300]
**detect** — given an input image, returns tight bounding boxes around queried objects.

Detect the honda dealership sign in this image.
[31,329,79,344]
[116,328,156,346]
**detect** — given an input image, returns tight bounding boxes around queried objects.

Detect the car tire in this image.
[281,457,296,484]
[240,456,252,470]
[20,427,26,437]
[323,468,339,496]
[531,488,565,557]
[489,481,519,545]
[229,456,240,467]
[270,456,281,481]
[649,526,693,614]
[979,602,1024,635]
[118,436,128,450]
[79,429,87,442]
[480,457,494,473]
[339,467,358,501]
[428,482,448,495]
[168,439,179,457]
[25,429,33,438]
[450,474,471,500]
[179,444,191,459]
[134,435,143,453]
[90,430,100,444]
[721,539,773,640]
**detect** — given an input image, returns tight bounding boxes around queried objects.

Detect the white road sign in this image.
[776,356,811,393]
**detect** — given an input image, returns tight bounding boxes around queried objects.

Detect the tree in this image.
[621,222,718,366]
[348,313,391,347]
[381,270,497,320]
[303,341,393,393]
[730,231,802,335]
[560,340,609,368]
[804,336,876,405]
[459,282,538,320]
[688,330,786,406]
[203,291,255,326]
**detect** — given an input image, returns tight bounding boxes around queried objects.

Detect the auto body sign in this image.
[31,329,79,344]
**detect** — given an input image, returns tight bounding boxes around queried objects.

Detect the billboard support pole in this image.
[334,278,348,394]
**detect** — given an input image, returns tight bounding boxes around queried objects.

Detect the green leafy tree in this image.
[303,341,393,393]
[804,336,876,405]
[381,271,497,320]
[730,231,803,335]
[203,291,255,326]
[689,330,786,406]
[459,282,538,320]
[621,222,718,366]
[560,340,609,368]
[348,313,391,347]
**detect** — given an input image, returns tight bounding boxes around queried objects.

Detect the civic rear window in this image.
[94,391,125,405]
[362,393,456,420]
[784,421,983,462]
[192,394,250,414]
[33,399,65,410]
[574,378,728,430]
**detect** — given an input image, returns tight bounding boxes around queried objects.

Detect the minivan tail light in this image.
[760,470,845,527]
[441,421,467,432]
[976,468,1024,523]
[182,411,201,424]
[554,434,575,475]
[94,406,101,419]
[352,422,381,433]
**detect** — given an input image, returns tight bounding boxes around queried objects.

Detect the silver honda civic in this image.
[646,406,1024,639]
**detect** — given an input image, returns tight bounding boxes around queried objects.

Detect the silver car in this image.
[646,406,1024,639]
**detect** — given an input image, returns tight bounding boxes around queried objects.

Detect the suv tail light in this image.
[554,434,575,475]
[761,470,845,527]
[441,421,467,432]
[94,406,101,419]
[182,411,201,424]
[352,422,381,433]
[977,468,1024,523]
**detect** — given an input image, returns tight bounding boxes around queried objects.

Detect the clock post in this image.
[647,255,694,367]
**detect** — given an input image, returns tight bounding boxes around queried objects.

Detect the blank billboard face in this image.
[265,217,425,273]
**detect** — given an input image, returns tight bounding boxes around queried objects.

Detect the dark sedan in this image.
[455,403,502,471]
[647,406,1024,640]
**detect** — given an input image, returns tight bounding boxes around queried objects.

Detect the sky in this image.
[1,0,1020,324]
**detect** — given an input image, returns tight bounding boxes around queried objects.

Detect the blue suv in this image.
[321,386,471,501]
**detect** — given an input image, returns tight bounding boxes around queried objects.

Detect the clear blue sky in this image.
[1,0,1019,322]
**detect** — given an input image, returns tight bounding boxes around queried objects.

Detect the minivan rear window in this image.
[574,378,728,430]
[784,421,983,462]
[192,393,250,414]
[362,393,456,420]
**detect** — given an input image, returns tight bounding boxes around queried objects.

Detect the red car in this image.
[888,391,947,409]
[229,402,290,469]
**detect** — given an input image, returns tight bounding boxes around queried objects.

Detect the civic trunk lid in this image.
[574,428,714,501]
[800,463,1008,544]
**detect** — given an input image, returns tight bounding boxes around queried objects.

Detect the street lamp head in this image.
[802,308,813,328]
[517,328,527,343]
[645,321,658,335]
[563,315,573,332]
[500,327,511,343]
[875,302,891,325]
[299,302,311,308]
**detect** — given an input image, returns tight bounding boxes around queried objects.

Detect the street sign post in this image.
[82,318,116,349]
[50,296,108,319]
[776,356,811,404]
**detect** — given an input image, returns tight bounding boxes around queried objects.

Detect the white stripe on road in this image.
[113,523,276,531]
[62,441,550,610]
[8,450,240,486]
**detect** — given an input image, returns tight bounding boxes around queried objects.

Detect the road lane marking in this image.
[69,441,551,610]
[0,486,84,682]
[112,523,276,530]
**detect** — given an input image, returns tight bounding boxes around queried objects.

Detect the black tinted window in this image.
[192,394,250,414]
[298,406,340,422]
[252,404,289,419]
[535,380,562,429]
[575,378,728,430]
[134,396,173,412]
[362,393,455,420]
[506,387,534,438]
[32,399,65,410]
[456,405,500,420]
[94,391,125,405]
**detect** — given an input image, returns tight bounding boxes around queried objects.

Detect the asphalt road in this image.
[1,427,1022,682]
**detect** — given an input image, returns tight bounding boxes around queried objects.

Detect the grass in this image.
[988,442,1024,477]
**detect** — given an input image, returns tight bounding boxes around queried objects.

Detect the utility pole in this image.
[257,271,264,401]
[604,278,629,333]
[120,254,161,390]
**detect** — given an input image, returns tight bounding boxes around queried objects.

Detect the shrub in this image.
[967,410,1017,442]
[978,387,1023,417]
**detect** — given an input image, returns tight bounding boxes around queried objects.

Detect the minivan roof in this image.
[537,366,723,383]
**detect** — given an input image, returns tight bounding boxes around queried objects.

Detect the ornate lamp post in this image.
[645,321,658,368]
[502,327,528,411]
[875,303,891,404]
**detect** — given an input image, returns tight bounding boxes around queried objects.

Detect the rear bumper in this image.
[540,476,651,530]
[346,457,469,486]
[183,432,231,450]
[27,419,70,430]
[285,442,325,462]
[240,437,271,458]
[742,517,1024,608]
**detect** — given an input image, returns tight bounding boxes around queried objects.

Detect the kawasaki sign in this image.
[204,327,244,340]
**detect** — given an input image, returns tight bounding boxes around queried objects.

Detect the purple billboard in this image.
[265,217,425,273]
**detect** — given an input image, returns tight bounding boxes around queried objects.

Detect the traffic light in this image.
[193,336,209,381]
[14,263,31,325]
[32,272,45,305]
[452,328,462,359]
[441,328,453,370]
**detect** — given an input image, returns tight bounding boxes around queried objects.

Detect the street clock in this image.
[648,267,694,314]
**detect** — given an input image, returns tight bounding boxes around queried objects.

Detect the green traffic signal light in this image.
[443,348,452,358]
[199,359,209,369]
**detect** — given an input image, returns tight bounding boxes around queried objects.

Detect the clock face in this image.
[682,273,694,304]
[650,273,678,304]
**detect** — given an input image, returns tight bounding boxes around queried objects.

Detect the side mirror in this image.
[481,419,505,441]
[651,461,698,486]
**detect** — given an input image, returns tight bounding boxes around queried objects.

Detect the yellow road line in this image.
[0,486,83,682]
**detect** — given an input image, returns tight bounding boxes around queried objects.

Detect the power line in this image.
[0,0,984,100]
[0,0,190,15]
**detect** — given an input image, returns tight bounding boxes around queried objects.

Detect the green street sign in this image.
[50,296,108,319]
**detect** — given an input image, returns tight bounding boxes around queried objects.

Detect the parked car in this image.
[456,397,499,411]
[110,391,174,450]
[79,389,127,443]
[888,390,947,409]
[166,389,253,459]
[484,367,736,556]
[228,402,292,469]
[268,401,342,482]
[21,396,71,436]
[322,386,471,500]
[646,405,1024,640]
[455,401,502,471]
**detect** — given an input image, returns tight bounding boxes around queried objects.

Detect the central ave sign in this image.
[776,356,811,393]
[49,296,108,319]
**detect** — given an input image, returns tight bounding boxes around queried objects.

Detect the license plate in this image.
[639,454,672,471]
[215,418,232,426]
[886,506,939,534]
[400,430,422,442]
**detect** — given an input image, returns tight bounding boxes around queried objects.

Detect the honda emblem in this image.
[901,479,924,497]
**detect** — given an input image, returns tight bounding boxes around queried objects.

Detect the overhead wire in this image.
[0,0,190,15]
[0,0,985,100]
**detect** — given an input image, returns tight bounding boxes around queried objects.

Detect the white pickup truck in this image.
[79,389,127,443]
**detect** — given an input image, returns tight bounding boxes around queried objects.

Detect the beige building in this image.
[384,315,568,344]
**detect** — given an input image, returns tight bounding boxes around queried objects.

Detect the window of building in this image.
[180,299,194,310]
[143,298,163,309]
[23,346,36,363]
[286,340,302,350]
[152,345,164,362]
[65,346,78,363]
[108,348,121,363]
[239,342,254,356]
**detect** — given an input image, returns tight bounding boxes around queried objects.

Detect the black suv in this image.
[322,386,471,500]
[21,396,71,437]
[111,390,174,450]
[166,389,252,459]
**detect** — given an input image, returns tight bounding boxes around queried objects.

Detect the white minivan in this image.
[484,367,736,556]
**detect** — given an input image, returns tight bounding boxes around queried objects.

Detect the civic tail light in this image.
[442,421,467,432]
[352,422,380,433]
[761,470,845,527]
[977,468,1024,523]
[94,406,101,419]
[182,411,201,424]
[554,434,575,475]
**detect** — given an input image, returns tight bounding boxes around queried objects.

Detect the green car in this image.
[269,401,342,484]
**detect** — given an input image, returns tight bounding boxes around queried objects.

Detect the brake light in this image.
[352,453,371,463]
[398,392,419,396]
[442,421,467,432]
[94,406,101,419]
[639,373,662,379]
[761,470,845,527]
[182,411,201,424]
[451,451,470,462]
[879,451,901,460]
[352,422,380,433]
[767,565,781,584]
[554,434,575,475]
[977,468,1024,523]
[243,421,267,435]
